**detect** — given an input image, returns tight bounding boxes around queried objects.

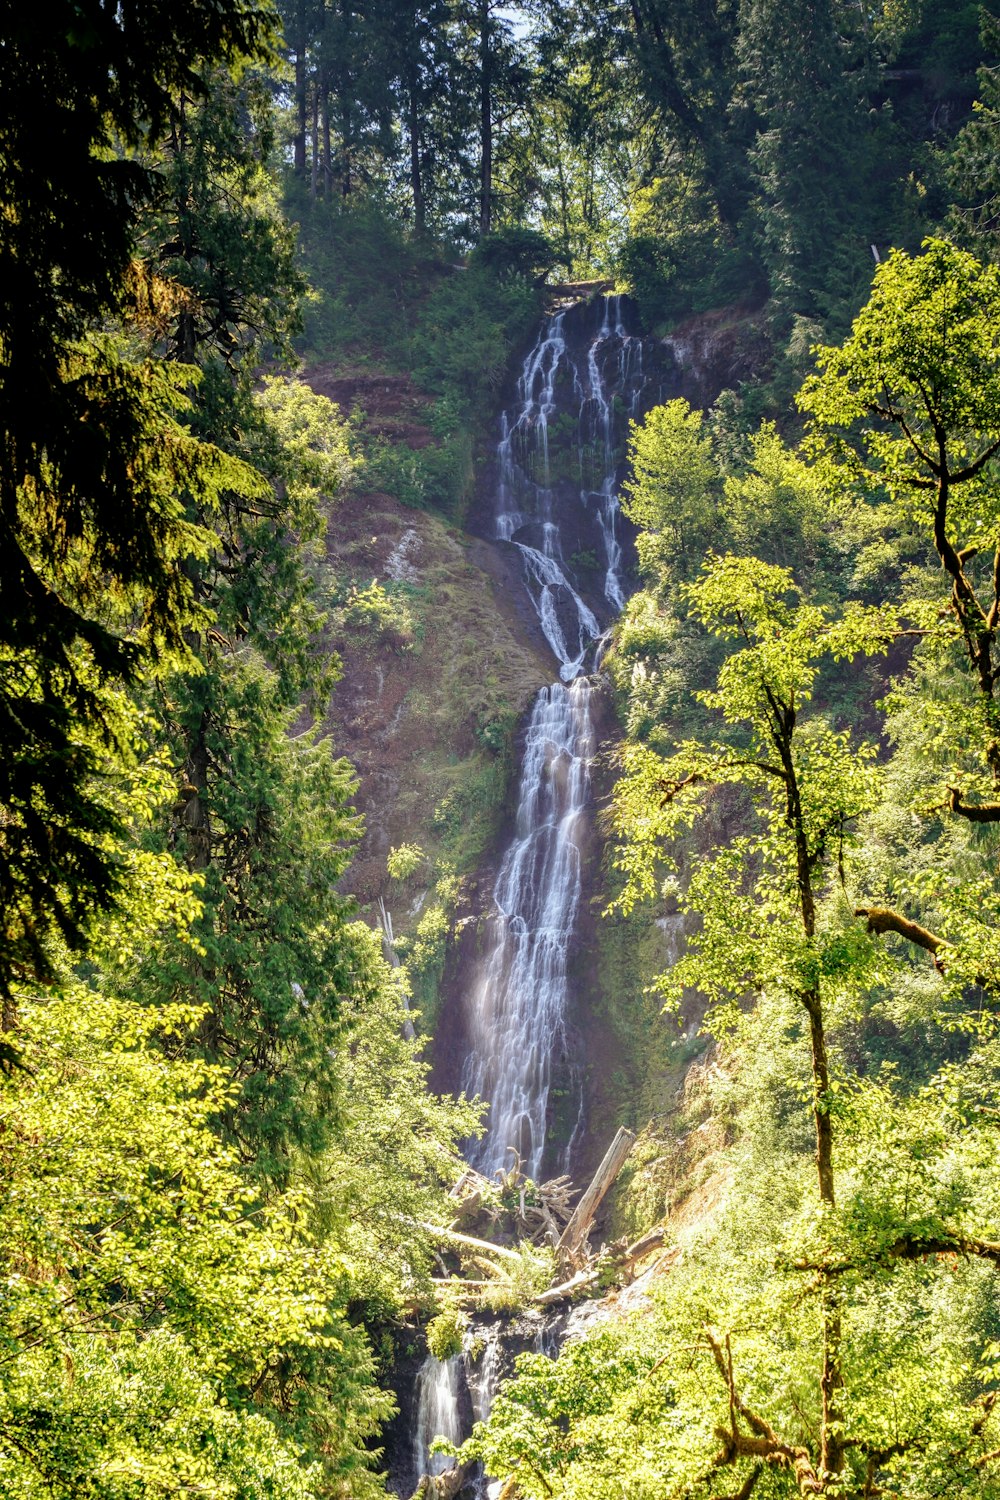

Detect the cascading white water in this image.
[464,675,595,1180]
[464,295,646,1181]
[413,1356,463,1480]
[467,1324,503,1423]
[408,296,655,1498]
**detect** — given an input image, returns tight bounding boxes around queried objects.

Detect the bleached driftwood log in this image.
[418,1221,523,1264]
[535,1266,596,1306]
[536,1227,672,1305]
[620,1225,667,1264]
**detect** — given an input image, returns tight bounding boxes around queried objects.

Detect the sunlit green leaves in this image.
[800,238,1000,544]
[621,399,718,586]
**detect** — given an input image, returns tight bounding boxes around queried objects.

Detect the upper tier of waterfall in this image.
[493,295,650,679]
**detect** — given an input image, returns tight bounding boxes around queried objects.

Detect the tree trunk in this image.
[931,468,1000,784]
[310,83,319,199]
[340,0,353,198]
[771,694,844,1487]
[556,156,569,255]
[182,704,212,873]
[803,982,844,1481]
[479,0,492,236]
[322,76,332,197]
[294,0,308,177]
[820,1300,844,1482]
[409,75,425,233]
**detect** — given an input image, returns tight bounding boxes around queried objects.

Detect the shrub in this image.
[470,227,558,284]
[426,1308,468,1362]
[387,843,428,881]
[340,580,415,649]
[411,266,541,422]
[482,1244,556,1315]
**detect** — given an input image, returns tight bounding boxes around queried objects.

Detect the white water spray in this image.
[412,1357,463,1480]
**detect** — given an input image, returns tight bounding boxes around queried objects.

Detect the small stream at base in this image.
[406,296,668,1497]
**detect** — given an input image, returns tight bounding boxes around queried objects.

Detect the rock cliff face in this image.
[313,487,551,910]
[305,296,766,1134]
[664,303,771,410]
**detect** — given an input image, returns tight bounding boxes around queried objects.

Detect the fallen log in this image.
[557,1127,636,1262]
[448,1166,492,1200]
[448,1189,483,1228]
[429,1277,492,1289]
[545,278,614,302]
[622,1226,667,1265]
[536,1227,673,1305]
[418,1221,523,1264]
[536,1266,597,1306]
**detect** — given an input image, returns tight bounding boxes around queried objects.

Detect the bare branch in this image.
[795,1233,1000,1274]
[702,1328,824,1496]
[949,435,1000,486]
[657,758,786,806]
[870,384,940,474]
[856,904,994,989]
[719,1465,764,1500]
[895,409,940,474]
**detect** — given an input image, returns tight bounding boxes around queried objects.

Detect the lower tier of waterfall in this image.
[462,676,595,1182]
[412,1357,463,1481]
[405,1307,609,1499]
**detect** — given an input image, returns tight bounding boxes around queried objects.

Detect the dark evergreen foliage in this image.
[0,0,278,1005]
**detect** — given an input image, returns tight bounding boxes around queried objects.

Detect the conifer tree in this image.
[0,0,277,1015]
[736,0,867,319]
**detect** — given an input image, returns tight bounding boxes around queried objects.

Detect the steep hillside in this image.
[299,290,770,1157]
[314,487,551,902]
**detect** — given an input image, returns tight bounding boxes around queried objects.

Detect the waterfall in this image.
[463,676,594,1180]
[468,1323,503,1424]
[464,295,648,1180]
[413,1356,463,1480]
[407,295,658,1498]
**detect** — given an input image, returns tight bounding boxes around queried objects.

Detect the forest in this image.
[4,0,1000,1497]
